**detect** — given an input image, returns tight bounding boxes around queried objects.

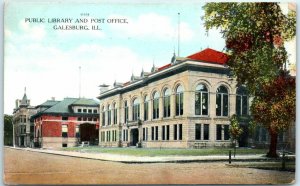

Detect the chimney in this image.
[51,97,55,101]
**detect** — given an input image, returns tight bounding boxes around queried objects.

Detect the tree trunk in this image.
[267,129,278,158]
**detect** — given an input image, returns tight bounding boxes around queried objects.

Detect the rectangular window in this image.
[242,96,248,115]
[166,125,170,140]
[88,118,92,121]
[176,93,183,116]
[146,128,148,141]
[174,124,178,140]
[102,112,105,126]
[162,126,165,140]
[163,96,170,117]
[83,109,87,113]
[93,118,97,121]
[78,117,82,121]
[88,109,92,113]
[151,127,154,141]
[195,124,201,140]
[216,125,222,140]
[143,128,145,141]
[113,109,117,124]
[62,125,68,137]
[224,125,230,140]
[62,116,68,121]
[125,107,128,123]
[236,96,242,116]
[195,93,201,115]
[223,95,228,116]
[155,126,158,140]
[204,124,209,140]
[179,124,182,140]
[93,109,97,113]
[78,108,82,113]
[126,129,128,141]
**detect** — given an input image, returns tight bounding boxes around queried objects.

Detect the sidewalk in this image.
[6,146,294,163]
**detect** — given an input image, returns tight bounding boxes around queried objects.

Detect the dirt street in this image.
[3,148,295,184]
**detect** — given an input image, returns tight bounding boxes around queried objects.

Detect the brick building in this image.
[31,98,99,148]
[97,48,251,148]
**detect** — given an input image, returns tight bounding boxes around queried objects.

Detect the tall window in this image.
[113,103,117,124]
[107,104,112,125]
[75,126,80,138]
[195,84,208,115]
[132,98,140,121]
[195,124,201,140]
[216,124,230,140]
[236,87,248,116]
[176,85,184,116]
[216,85,229,116]
[153,91,160,119]
[62,125,68,137]
[163,88,171,117]
[144,96,149,121]
[124,101,128,123]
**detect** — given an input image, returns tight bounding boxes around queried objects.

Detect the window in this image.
[216,86,229,116]
[113,103,117,124]
[132,98,140,121]
[83,109,87,113]
[174,124,178,140]
[93,118,97,121]
[62,125,68,138]
[88,118,92,121]
[176,85,184,116]
[155,126,158,140]
[153,91,160,119]
[93,109,97,113]
[195,84,208,115]
[179,124,182,140]
[195,124,201,140]
[162,125,170,140]
[144,96,149,121]
[101,106,105,126]
[162,126,165,140]
[123,129,128,141]
[236,87,248,116]
[124,101,128,123]
[78,117,82,121]
[163,88,171,117]
[62,116,68,121]
[75,126,80,138]
[204,124,209,140]
[78,108,82,113]
[151,127,155,140]
[107,105,112,125]
[216,125,222,140]
[88,109,92,113]
[216,124,230,140]
[143,127,148,141]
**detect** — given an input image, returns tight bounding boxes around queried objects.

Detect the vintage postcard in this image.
[3,0,296,184]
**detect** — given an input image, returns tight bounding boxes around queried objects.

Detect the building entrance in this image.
[130,128,139,146]
[80,123,99,145]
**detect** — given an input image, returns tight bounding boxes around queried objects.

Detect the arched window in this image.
[216,85,228,116]
[144,95,149,121]
[236,87,248,116]
[124,101,128,123]
[176,85,184,116]
[153,91,160,119]
[101,106,105,126]
[113,103,117,124]
[195,84,209,115]
[132,98,140,121]
[107,104,112,125]
[163,88,171,117]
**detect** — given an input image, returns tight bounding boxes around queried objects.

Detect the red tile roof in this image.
[187,48,228,65]
[158,63,172,71]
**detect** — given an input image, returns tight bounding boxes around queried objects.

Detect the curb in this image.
[5,146,295,164]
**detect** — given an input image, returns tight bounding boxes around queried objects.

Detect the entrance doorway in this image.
[79,123,99,145]
[130,128,139,146]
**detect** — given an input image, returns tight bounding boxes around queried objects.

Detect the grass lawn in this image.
[61,146,268,157]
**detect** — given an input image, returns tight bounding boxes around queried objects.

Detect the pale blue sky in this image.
[4,1,295,114]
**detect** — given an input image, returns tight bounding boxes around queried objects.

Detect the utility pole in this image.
[178,12,180,57]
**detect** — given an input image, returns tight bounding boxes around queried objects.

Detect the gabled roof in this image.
[187,48,228,65]
[44,98,78,113]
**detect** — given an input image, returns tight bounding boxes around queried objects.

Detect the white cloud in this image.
[109,13,195,42]
[19,21,46,40]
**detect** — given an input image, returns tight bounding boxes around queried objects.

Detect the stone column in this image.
[170,93,176,117]
[159,96,163,119]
